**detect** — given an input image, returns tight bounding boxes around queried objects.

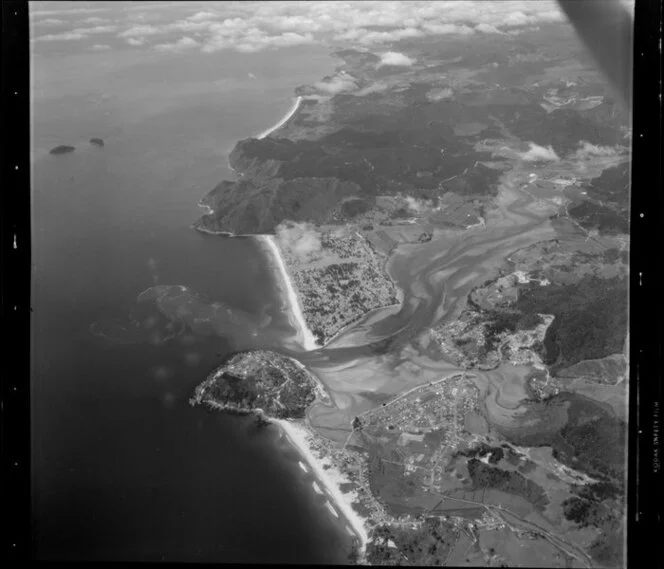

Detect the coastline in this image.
[275,418,370,557]
[256,96,303,140]
[257,235,320,351]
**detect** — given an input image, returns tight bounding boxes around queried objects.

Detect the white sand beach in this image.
[258,235,319,351]
[275,418,370,554]
[256,96,303,139]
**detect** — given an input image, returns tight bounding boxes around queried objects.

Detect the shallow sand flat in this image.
[322,304,403,349]
[487,365,532,410]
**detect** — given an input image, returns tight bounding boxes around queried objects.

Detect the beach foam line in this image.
[197,201,214,215]
[256,96,303,140]
[325,501,339,518]
[275,419,369,553]
[312,481,324,495]
[257,235,319,351]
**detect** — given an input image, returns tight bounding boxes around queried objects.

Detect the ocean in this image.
[30,44,352,563]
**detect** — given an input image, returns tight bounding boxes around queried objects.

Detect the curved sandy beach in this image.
[256,96,303,140]
[257,235,319,351]
[275,419,370,555]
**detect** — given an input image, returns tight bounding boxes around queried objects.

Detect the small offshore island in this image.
[90,138,105,147]
[49,145,75,155]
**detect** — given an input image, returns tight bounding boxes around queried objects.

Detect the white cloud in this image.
[34,2,570,54]
[337,26,424,46]
[33,23,117,42]
[30,6,107,17]
[90,44,111,51]
[354,81,390,96]
[79,17,108,25]
[377,51,416,68]
[31,18,64,27]
[475,23,504,34]
[153,36,200,53]
[126,37,147,47]
[275,221,323,262]
[32,31,87,42]
[502,11,537,27]
[426,87,454,101]
[518,142,560,162]
[314,74,358,94]
[187,11,219,22]
[73,25,118,35]
[166,19,216,33]
[118,25,162,38]
[421,22,474,35]
[574,141,621,159]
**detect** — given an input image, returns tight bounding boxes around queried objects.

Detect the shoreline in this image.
[275,418,370,556]
[257,235,320,351]
[256,96,303,140]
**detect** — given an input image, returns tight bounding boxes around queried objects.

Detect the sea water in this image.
[30,44,350,562]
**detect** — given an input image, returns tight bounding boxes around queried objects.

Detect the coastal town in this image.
[277,225,400,346]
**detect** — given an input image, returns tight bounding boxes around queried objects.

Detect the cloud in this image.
[154,36,200,53]
[33,1,569,53]
[203,23,315,53]
[187,11,219,22]
[30,6,107,17]
[166,19,216,33]
[502,11,538,26]
[314,74,358,94]
[126,37,147,47]
[32,31,87,42]
[275,222,323,262]
[248,72,256,79]
[421,22,475,35]
[336,26,424,46]
[574,141,622,159]
[404,196,433,214]
[475,23,504,34]
[90,44,111,51]
[74,25,117,35]
[33,23,118,42]
[79,17,108,25]
[377,51,416,68]
[31,18,64,27]
[426,87,454,101]
[518,142,560,162]
[118,25,162,38]
[354,81,390,96]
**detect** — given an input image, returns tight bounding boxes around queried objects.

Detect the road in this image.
[437,492,594,568]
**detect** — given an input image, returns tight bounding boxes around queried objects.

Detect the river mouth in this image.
[290,157,574,443]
